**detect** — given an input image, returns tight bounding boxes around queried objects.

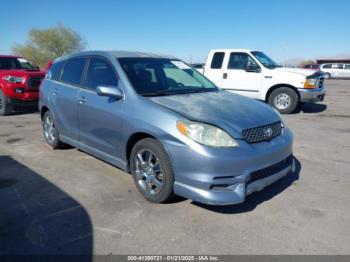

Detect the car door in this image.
[344,64,350,77]
[50,57,87,142]
[332,64,343,77]
[221,52,263,98]
[78,56,125,160]
[204,51,225,87]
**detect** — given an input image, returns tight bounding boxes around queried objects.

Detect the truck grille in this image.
[241,121,282,143]
[247,155,293,185]
[26,76,44,89]
[317,77,324,89]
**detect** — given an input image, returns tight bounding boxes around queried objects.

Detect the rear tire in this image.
[0,89,13,116]
[130,138,175,203]
[324,73,331,79]
[268,87,299,114]
[42,111,64,149]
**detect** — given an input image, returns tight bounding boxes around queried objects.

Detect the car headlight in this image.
[304,78,316,88]
[2,76,24,84]
[272,108,286,128]
[176,120,239,147]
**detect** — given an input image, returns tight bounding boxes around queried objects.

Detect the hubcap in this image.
[274,93,291,110]
[134,149,164,195]
[44,115,56,144]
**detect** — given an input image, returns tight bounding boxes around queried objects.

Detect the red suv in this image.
[0,55,46,115]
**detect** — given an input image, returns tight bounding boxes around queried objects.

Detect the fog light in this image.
[15,88,25,93]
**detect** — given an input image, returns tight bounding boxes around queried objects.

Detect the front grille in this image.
[241,121,282,143]
[247,155,293,185]
[26,76,44,88]
[317,77,324,89]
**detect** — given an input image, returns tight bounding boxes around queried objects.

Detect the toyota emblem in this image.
[264,127,273,139]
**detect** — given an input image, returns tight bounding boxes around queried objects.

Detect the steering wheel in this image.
[167,78,184,90]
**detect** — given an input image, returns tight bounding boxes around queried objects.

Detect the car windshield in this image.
[118,58,218,96]
[251,51,280,69]
[0,57,36,70]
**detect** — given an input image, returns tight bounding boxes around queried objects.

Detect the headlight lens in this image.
[177,120,239,147]
[272,108,286,128]
[2,76,24,83]
[304,78,316,88]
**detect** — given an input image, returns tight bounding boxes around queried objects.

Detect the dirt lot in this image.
[0,79,349,255]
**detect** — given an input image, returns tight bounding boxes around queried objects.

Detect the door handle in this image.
[223,73,228,79]
[79,97,87,104]
[52,88,58,95]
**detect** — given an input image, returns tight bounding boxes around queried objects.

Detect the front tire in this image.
[42,111,63,149]
[130,138,175,203]
[324,73,331,79]
[268,87,299,114]
[0,89,13,116]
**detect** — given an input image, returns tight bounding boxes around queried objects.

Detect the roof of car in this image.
[0,55,21,58]
[209,49,254,53]
[55,50,177,62]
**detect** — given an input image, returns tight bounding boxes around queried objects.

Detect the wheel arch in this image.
[265,84,300,102]
[125,132,158,167]
[40,105,50,120]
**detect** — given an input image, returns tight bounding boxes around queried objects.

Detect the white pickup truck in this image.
[197,49,326,114]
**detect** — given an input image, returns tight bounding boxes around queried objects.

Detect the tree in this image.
[12,25,86,68]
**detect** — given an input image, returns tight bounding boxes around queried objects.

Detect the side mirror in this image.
[246,61,261,73]
[96,85,124,99]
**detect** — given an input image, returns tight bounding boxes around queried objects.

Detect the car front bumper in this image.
[298,87,325,103]
[165,128,294,205]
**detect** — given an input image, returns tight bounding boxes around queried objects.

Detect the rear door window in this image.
[85,58,118,90]
[210,52,225,69]
[61,58,86,86]
[322,64,332,69]
[345,64,350,69]
[333,64,344,69]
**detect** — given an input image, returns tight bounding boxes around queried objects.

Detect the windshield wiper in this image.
[142,88,209,97]
[141,90,176,97]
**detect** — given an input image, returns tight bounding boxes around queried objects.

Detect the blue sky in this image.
[0,0,349,63]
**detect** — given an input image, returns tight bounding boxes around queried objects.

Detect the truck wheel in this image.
[130,138,175,203]
[42,111,63,149]
[268,87,299,114]
[0,89,13,116]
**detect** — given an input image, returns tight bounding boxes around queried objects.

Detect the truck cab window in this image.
[228,53,258,70]
[210,52,225,69]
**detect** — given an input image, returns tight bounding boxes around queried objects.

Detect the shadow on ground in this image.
[192,157,301,214]
[295,103,327,114]
[0,156,92,259]
[10,106,39,116]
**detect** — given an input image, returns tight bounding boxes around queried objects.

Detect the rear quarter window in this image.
[48,61,64,81]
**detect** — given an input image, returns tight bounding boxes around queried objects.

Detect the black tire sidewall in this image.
[130,138,175,203]
[42,111,60,149]
[0,89,12,116]
[268,87,299,114]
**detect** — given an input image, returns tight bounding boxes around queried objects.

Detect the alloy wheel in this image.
[274,93,291,110]
[44,115,56,144]
[134,149,164,195]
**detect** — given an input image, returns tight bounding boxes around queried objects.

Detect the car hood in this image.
[274,67,315,77]
[148,91,280,138]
